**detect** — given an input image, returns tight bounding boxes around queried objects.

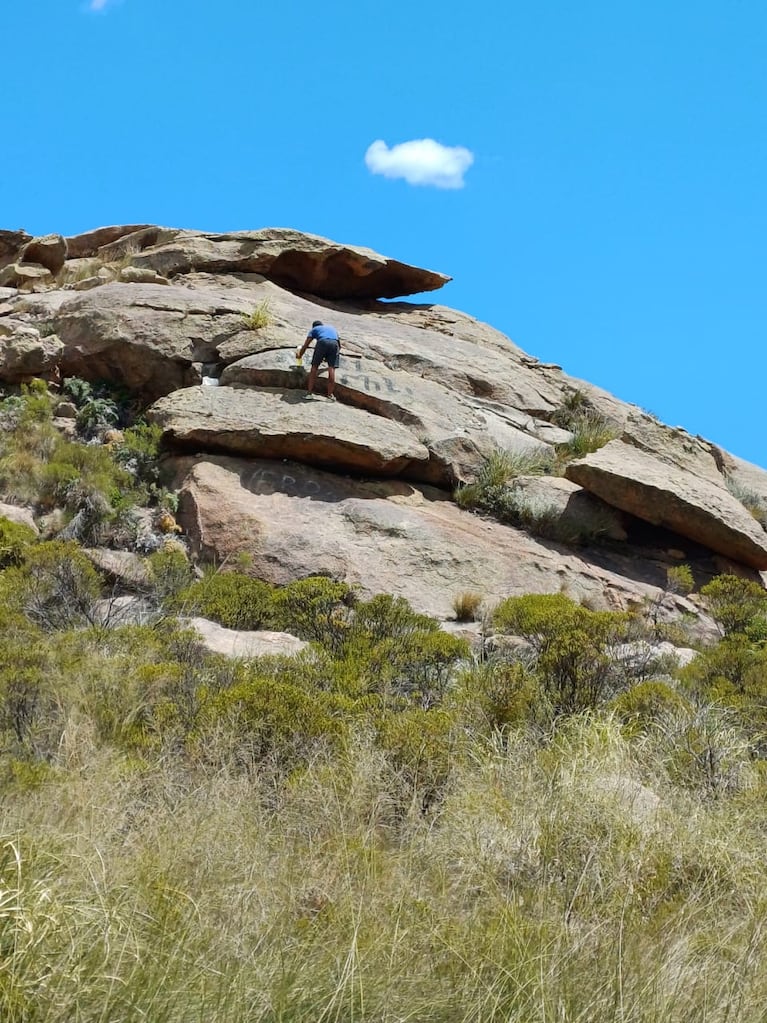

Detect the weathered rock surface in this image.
[20,235,67,276]
[150,386,430,477]
[221,349,551,485]
[185,617,308,659]
[64,224,157,260]
[566,440,767,570]
[0,230,32,269]
[509,475,627,542]
[1,220,766,619]
[132,228,451,299]
[0,321,64,380]
[168,454,721,632]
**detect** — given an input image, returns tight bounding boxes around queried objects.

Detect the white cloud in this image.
[365,138,474,189]
[89,0,115,10]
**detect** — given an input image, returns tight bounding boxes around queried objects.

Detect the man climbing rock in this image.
[297,320,341,400]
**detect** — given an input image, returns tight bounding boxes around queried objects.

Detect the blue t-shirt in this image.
[308,324,339,343]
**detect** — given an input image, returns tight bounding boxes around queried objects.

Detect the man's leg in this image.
[327,366,336,397]
[307,365,318,394]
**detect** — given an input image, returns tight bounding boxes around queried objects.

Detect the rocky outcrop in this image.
[0,320,63,380]
[19,235,67,276]
[566,440,767,570]
[0,230,32,270]
[64,224,157,260]
[1,220,767,623]
[149,386,430,477]
[168,454,718,632]
[131,228,451,299]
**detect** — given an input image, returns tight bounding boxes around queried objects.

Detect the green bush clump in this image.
[376,706,461,810]
[196,671,346,768]
[700,574,767,637]
[493,592,630,713]
[611,679,690,733]
[0,517,37,568]
[456,661,547,733]
[271,577,356,653]
[147,546,194,601]
[666,563,695,596]
[1,540,102,630]
[172,571,275,629]
[113,421,163,492]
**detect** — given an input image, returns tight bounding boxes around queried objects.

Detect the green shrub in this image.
[113,422,163,493]
[3,540,102,630]
[0,517,37,568]
[555,411,618,459]
[493,592,630,713]
[700,574,767,636]
[666,563,695,596]
[611,679,690,733]
[368,630,469,709]
[455,448,554,513]
[376,706,461,810]
[456,661,548,733]
[172,571,275,629]
[148,546,194,601]
[196,672,345,768]
[271,577,356,654]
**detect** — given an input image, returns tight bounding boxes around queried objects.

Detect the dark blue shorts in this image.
[311,339,340,369]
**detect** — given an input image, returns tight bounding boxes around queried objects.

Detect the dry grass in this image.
[3,716,767,1022]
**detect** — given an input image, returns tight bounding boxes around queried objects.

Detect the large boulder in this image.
[0,320,64,380]
[50,283,254,399]
[64,224,159,260]
[185,618,308,659]
[168,454,716,628]
[566,440,767,570]
[19,235,67,276]
[221,350,552,485]
[131,228,451,299]
[149,385,430,477]
[0,230,31,270]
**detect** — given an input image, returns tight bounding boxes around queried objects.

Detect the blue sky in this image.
[3,0,766,468]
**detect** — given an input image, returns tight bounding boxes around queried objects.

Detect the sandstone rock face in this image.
[566,440,767,570]
[20,235,67,276]
[64,224,157,260]
[0,220,765,622]
[132,228,451,299]
[168,454,720,631]
[220,349,552,485]
[50,283,252,399]
[185,617,308,659]
[149,386,430,477]
[0,230,31,269]
[0,321,64,380]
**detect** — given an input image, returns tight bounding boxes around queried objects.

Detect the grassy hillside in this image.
[1,382,767,1022]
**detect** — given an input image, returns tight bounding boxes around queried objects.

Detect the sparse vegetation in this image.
[550,387,620,460]
[666,562,695,595]
[452,589,483,621]
[455,448,621,545]
[2,381,767,1020]
[243,298,272,330]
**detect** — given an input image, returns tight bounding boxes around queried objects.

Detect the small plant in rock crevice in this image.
[243,299,272,331]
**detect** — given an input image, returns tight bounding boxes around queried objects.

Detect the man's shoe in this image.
[327,394,337,401]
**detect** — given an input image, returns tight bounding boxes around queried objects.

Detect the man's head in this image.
[312,320,323,327]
